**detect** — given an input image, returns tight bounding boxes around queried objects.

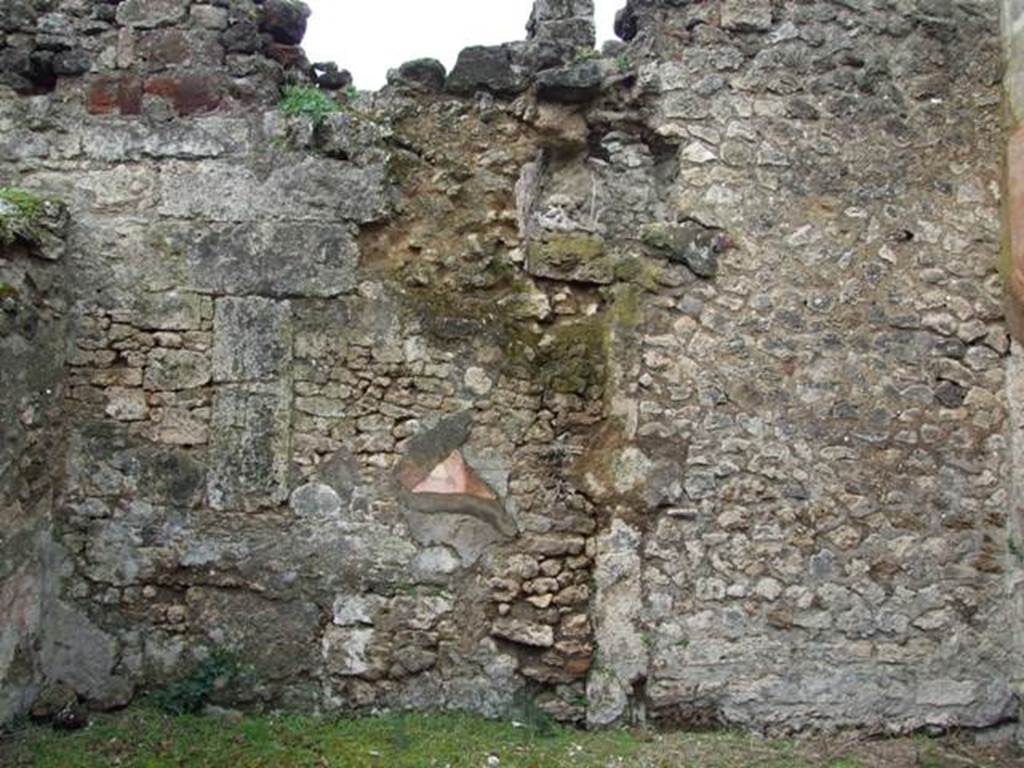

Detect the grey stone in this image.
[720,0,772,32]
[331,593,386,627]
[188,223,360,298]
[212,297,292,383]
[641,222,722,278]
[52,49,90,77]
[41,603,133,710]
[535,61,604,104]
[389,59,446,92]
[323,626,375,676]
[207,382,292,511]
[588,519,645,727]
[491,618,554,648]
[290,483,342,518]
[144,349,210,391]
[158,160,391,225]
[0,0,1016,739]
[202,704,243,725]
[316,449,359,503]
[116,0,188,29]
[446,46,527,97]
[133,291,202,331]
[411,547,462,581]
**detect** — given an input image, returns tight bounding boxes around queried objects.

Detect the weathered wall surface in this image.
[0,197,69,723]
[1003,0,1024,743]
[0,0,1019,736]
[595,0,1011,733]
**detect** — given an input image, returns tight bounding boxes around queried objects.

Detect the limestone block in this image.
[144,349,210,391]
[133,291,202,331]
[331,594,386,627]
[526,234,614,284]
[190,5,228,30]
[187,223,359,298]
[720,0,772,32]
[104,388,148,421]
[116,0,188,29]
[144,408,208,446]
[323,626,375,676]
[491,618,555,648]
[411,547,462,582]
[158,159,390,224]
[207,382,292,511]
[212,297,292,383]
[587,519,645,727]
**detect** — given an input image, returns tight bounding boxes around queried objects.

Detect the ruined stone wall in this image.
[0,195,69,723]
[1003,0,1024,743]
[0,0,1019,736]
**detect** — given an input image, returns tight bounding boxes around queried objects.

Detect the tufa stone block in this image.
[211,297,292,383]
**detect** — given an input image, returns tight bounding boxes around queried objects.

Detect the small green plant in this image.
[0,281,19,300]
[510,690,558,739]
[575,46,598,63]
[279,85,339,128]
[0,187,55,247]
[154,650,240,715]
[344,84,359,104]
[616,53,631,73]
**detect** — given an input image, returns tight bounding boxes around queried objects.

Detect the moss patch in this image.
[533,317,608,395]
[404,283,610,397]
[405,287,512,342]
[527,233,615,284]
[0,281,20,301]
[0,188,59,248]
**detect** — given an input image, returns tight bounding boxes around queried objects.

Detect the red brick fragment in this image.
[144,74,222,116]
[86,75,143,115]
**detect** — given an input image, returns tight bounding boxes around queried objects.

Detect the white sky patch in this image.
[303,0,622,90]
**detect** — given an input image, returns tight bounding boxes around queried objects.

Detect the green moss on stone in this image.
[640,222,675,252]
[404,281,611,396]
[527,233,614,284]
[0,187,58,247]
[609,283,643,328]
[535,317,608,395]
[528,233,604,264]
[613,257,662,292]
[405,287,515,343]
